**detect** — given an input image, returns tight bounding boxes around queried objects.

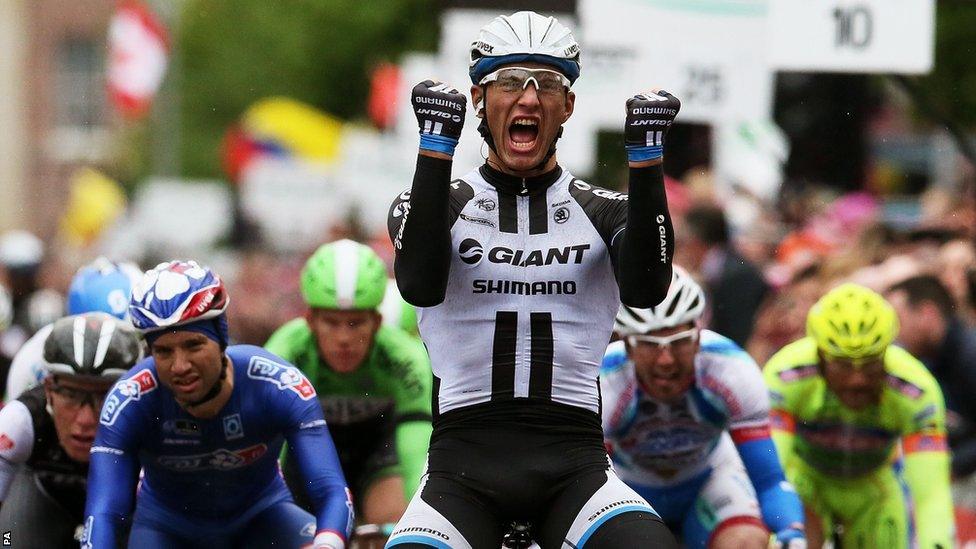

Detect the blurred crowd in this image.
[1,167,975,485]
[667,167,976,487]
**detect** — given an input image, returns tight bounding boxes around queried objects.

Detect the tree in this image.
[176,0,440,178]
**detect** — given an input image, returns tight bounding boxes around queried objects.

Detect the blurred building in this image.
[0,0,114,236]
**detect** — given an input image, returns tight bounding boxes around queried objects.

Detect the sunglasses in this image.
[49,383,109,411]
[478,66,571,95]
[625,328,700,355]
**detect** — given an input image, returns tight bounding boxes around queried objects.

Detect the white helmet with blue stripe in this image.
[469,11,581,86]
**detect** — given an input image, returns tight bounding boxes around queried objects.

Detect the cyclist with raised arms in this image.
[602,267,805,548]
[266,239,432,525]
[386,10,678,548]
[0,312,141,548]
[765,283,954,548]
[5,257,142,401]
[83,260,353,549]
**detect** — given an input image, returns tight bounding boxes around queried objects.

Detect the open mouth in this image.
[508,117,539,152]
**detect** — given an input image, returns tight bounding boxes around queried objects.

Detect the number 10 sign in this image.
[768,0,935,74]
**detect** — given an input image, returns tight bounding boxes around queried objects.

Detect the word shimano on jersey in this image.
[765,283,954,549]
[272,240,432,522]
[606,268,805,548]
[85,259,352,549]
[468,10,580,170]
[68,257,142,319]
[413,81,467,158]
[0,313,139,547]
[128,260,230,408]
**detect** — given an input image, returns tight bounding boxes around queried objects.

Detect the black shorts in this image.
[386,400,677,548]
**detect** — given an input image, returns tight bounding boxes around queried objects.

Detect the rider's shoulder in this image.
[698,330,751,360]
[374,324,425,356]
[266,318,313,346]
[764,338,820,386]
[228,344,294,368]
[882,345,942,402]
[233,345,317,401]
[98,360,161,428]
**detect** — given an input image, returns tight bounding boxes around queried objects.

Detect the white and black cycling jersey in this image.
[0,386,88,519]
[390,164,653,417]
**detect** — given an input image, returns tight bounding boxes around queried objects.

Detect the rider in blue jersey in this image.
[83,260,353,549]
[601,267,806,548]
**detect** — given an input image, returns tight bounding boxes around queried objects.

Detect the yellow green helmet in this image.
[301,240,388,310]
[806,282,899,361]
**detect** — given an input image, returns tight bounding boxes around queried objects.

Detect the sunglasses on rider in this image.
[478,67,572,95]
[625,328,700,355]
[48,381,109,411]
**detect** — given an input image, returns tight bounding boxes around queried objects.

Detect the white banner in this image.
[578,0,775,126]
[768,0,935,74]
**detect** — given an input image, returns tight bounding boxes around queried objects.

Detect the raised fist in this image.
[624,89,680,163]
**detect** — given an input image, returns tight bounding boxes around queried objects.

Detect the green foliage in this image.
[177,0,440,178]
[918,1,976,128]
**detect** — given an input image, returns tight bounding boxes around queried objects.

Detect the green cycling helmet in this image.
[806,282,899,363]
[301,239,388,310]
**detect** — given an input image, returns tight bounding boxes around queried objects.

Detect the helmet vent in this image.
[539,18,555,44]
[664,292,683,317]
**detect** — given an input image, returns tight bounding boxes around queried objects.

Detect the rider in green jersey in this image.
[266,239,433,525]
[764,283,954,549]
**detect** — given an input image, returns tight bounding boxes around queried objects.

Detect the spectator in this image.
[679,204,768,346]
[886,275,976,477]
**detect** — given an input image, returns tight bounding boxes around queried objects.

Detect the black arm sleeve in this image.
[388,155,454,307]
[615,164,673,308]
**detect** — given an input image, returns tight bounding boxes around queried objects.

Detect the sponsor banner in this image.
[577,0,774,125]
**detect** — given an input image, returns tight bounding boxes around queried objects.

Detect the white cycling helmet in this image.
[615,266,706,335]
[0,230,43,269]
[469,10,581,86]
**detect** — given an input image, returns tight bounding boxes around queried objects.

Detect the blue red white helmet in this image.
[128,260,229,334]
[68,257,143,320]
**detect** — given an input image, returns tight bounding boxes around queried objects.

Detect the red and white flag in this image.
[107,0,169,119]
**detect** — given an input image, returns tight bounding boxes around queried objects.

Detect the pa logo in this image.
[458,239,483,265]
[553,207,570,224]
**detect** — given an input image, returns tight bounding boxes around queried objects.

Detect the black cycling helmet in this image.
[44,312,143,380]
